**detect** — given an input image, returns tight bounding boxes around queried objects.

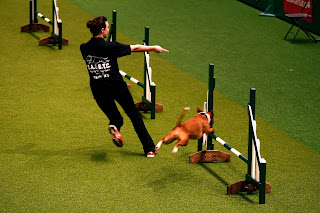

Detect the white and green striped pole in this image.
[209,133,249,163]
[119,70,144,88]
[36,13,53,25]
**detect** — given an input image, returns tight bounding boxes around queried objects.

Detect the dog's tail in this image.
[176,107,190,127]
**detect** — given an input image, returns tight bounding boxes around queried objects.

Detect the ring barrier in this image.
[189,64,271,204]
[108,10,162,119]
[21,0,68,50]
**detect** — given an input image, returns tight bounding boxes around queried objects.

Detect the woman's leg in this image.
[115,86,155,154]
[94,96,124,131]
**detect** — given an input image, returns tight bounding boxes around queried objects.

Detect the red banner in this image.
[283,0,313,23]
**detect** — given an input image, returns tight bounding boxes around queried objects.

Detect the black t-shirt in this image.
[80,37,131,94]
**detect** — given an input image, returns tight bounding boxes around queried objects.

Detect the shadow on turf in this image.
[147,166,191,191]
[27,31,56,50]
[283,37,319,45]
[1,143,110,162]
[199,163,254,204]
[120,150,146,157]
[91,151,107,162]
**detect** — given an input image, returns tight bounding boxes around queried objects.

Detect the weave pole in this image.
[108,11,162,119]
[107,10,117,42]
[21,0,68,49]
[137,26,163,119]
[191,64,231,163]
[189,64,270,204]
[197,64,215,152]
[226,88,270,204]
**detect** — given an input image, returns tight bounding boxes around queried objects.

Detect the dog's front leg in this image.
[203,124,215,135]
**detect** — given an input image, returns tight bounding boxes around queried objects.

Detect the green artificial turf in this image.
[70,0,320,154]
[0,0,319,212]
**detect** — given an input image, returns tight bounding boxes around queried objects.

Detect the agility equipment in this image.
[108,10,162,119]
[21,0,68,49]
[259,0,276,17]
[189,64,271,204]
[107,10,117,43]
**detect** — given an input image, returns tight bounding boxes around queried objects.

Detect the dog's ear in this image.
[197,107,203,113]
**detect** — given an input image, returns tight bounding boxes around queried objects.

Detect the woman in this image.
[80,16,169,158]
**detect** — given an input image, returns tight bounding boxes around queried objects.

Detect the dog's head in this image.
[197,107,214,125]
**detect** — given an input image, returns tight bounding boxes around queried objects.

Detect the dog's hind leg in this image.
[172,137,189,154]
[156,133,177,151]
[155,140,163,151]
[172,146,179,154]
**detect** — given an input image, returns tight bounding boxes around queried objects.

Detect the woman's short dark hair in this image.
[87,16,107,36]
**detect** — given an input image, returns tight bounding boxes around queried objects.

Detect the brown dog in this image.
[155,107,214,154]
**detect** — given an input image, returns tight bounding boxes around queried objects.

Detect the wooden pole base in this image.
[21,23,50,32]
[189,150,230,164]
[135,102,163,113]
[227,180,271,194]
[39,37,68,46]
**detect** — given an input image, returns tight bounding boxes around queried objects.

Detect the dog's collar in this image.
[198,112,211,123]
